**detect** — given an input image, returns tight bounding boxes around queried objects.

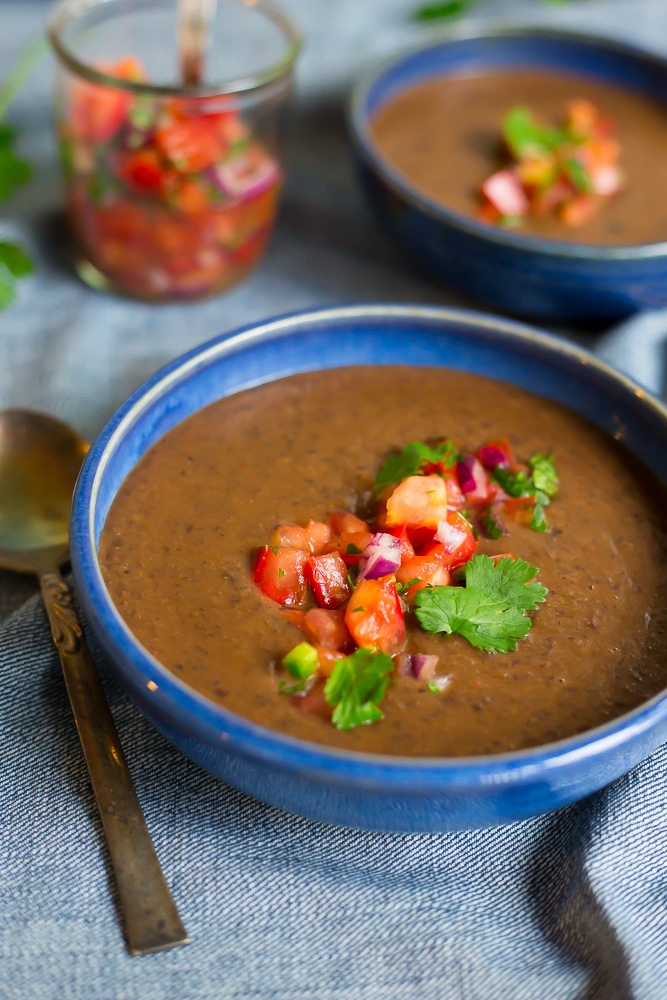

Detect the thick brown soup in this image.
[99,367,667,756]
[370,69,667,245]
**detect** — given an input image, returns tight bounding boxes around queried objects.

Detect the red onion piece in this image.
[396,653,439,681]
[206,148,281,202]
[411,654,439,681]
[435,518,468,553]
[456,454,489,498]
[481,169,529,216]
[478,445,511,471]
[357,532,402,581]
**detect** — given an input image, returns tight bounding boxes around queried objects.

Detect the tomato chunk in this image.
[385,475,450,530]
[345,575,406,655]
[434,512,478,569]
[306,552,350,609]
[269,519,332,554]
[329,510,370,535]
[253,546,308,607]
[396,546,452,601]
[301,608,353,651]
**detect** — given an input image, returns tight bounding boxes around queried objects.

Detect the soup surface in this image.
[99,366,667,756]
[370,69,667,245]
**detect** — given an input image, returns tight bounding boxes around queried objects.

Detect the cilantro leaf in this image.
[528,453,559,499]
[479,507,506,540]
[503,106,567,159]
[324,648,394,730]
[414,1,469,19]
[0,137,31,203]
[414,554,548,653]
[492,466,534,498]
[374,439,458,495]
[0,241,33,307]
[562,157,593,194]
[530,502,549,533]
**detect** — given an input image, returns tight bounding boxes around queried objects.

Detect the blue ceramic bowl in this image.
[349,28,667,322]
[70,304,667,832]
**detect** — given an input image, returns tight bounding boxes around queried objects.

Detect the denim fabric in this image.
[2,0,667,996]
[3,589,667,999]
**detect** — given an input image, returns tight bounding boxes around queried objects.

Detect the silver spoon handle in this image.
[40,570,189,956]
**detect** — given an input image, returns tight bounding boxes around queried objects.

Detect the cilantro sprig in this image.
[374,438,458,496]
[414,554,548,653]
[0,38,45,309]
[324,648,394,730]
[492,452,559,533]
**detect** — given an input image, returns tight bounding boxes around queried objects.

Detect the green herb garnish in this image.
[324,648,394,730]
[479,507,506,541]
[528,453,559,498]
[414,554,548,653]
[374,439,458,495]
[503,106,568,159]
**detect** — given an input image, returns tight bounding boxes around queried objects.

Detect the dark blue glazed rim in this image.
[70,305,667,830]
[349,25,667,260]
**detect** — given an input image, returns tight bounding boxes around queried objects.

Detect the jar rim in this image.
[47,0,302,97]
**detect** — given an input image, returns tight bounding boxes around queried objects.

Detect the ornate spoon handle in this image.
[40,570,189,956]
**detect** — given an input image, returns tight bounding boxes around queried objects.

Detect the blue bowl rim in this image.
[348,23,667,261]
[71,303,667,791]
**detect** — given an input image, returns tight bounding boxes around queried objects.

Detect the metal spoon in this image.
[0,409,189,956]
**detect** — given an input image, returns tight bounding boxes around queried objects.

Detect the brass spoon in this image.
[0,409,189,956]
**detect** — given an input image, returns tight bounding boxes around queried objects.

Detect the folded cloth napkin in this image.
[595,309,667,397]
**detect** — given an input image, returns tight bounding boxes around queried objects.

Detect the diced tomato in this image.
[385,475,449,530]
[155,115,225,173]
[174,179,210,215]
[396,547,452,601]
[345,575,405,655]
[269,519,332,555]
[566,98,598,139]
[434,512,478,569]
[405,526,436,552]
[334,531,374,567]
[306,552,350,610]
[70,56,145,143]
[329,510,370,535]
[444,476,466,511]
[500,497,536,525]
[253,546,308,607]
[118,149,168,195]
[314,646,346,677]
[387,525,415,562]
[301,608,353,651]
[559,194,597,227]
[282,608,306,628]
[490,552,517,566]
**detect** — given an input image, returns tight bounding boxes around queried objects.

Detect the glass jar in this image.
[48,0,300,301]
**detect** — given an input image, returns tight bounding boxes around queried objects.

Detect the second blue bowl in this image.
[349,27,667,322]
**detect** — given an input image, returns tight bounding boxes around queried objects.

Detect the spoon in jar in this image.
[0,409,189,956]
[178,0,217,86]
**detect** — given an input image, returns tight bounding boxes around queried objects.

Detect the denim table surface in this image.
[2,1,667,998]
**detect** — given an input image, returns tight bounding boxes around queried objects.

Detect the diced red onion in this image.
[481,169,529,217]
[206,149,281,202]
[397,653,440,681]
[457,454,488,497]
[478,445,510,471]
[435,518,467,553]
[357,532,402,581]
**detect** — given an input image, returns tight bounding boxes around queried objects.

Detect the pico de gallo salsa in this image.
[479,99,624,229]
[253,435,556,730]
[56,56,283,299]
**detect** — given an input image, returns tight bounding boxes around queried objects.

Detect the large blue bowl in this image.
[70,305,667,832]
[349,28,667,322]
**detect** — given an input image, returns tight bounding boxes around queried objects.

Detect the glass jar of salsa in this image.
[48,0,300,301]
